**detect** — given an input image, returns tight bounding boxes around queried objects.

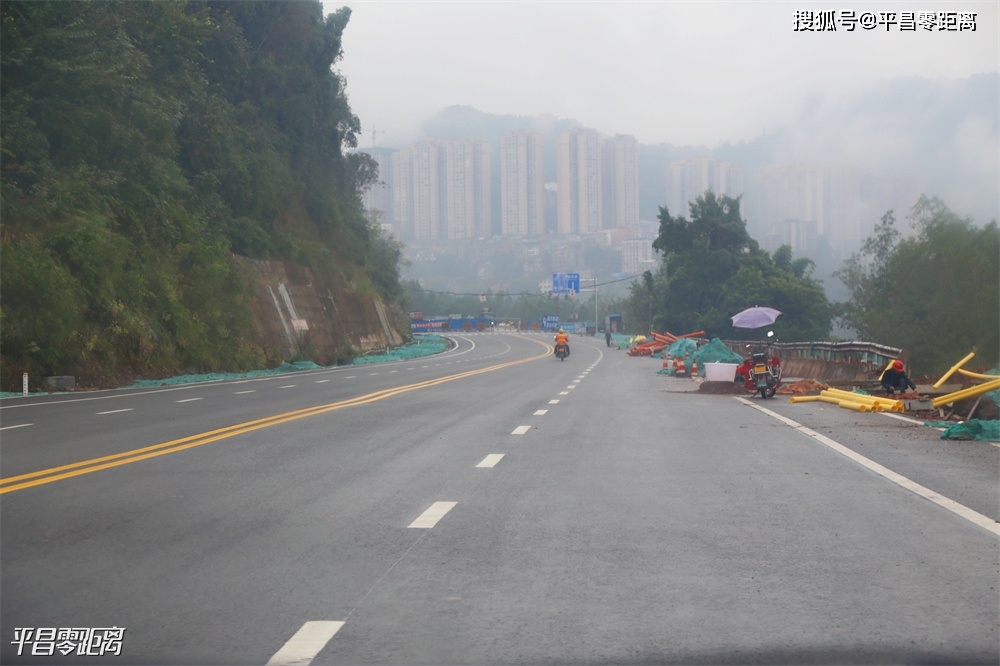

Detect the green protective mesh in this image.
[0,335,454,396]
[657,338,745,377]
[926,419,1000,442]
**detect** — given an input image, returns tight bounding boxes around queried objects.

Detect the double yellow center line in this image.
[1,347,551,494]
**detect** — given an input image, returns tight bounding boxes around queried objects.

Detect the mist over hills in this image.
[415,73,998,226]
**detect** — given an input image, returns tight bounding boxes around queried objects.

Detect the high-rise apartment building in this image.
[362,149,394,230]
[744,164,919,253]
[602,134,640,229]
[392,139,491,241]
[444,140,491,239]
[665,157,745,218]
[621,239,656,274]
[500,131,545,236]
[557,129,603,235]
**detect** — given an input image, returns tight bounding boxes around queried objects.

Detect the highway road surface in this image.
[2,332,997,665]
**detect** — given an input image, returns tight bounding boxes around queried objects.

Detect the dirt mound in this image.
[778,379,829,396]
[697,381,750,395]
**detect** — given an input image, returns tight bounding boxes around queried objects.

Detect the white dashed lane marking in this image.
[266,621,345,666]
[534,410,548,416]
[97,409,133,415]
[315,379,330,384]
[548,399,560,404]
[0,424,33,431]
[511,425,531,435]
[408,501,458,528]
[235,390,255,394]
[476,454,505,468]
[176,398,202,403]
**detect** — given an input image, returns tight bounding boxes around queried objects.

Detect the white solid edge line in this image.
[734,397,999,536]
[266,620,345,666]
[408,501,458,528]
[476,454,505,468]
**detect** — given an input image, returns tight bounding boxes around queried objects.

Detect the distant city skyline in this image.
[365,124,920,272]
[332,1,996,225]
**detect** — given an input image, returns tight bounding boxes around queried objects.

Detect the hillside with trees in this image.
[1,1,402,390]
[835,196,998,375]
[620,192,831,342]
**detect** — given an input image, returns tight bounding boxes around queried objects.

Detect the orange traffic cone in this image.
[677,354,687,377]
[691,357,698,379]
[662,351,669,370]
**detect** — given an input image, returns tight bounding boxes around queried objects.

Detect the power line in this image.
[402,273,645,298]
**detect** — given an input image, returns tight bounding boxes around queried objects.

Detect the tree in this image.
[836,196,999,373]
[637,191,830,340]
[0,1,405,389]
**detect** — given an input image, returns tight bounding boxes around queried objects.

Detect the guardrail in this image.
[713,339,904,376]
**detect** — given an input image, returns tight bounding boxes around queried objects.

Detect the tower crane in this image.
[368,126,386,149]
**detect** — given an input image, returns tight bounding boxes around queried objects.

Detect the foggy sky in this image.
[325,1,998,222]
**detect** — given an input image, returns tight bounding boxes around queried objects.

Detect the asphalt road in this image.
[1,332,997,665]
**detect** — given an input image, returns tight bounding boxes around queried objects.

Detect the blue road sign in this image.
[552,272,581,296]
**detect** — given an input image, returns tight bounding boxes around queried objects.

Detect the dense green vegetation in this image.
[835,196,999,374]
[1,1,402,390]
[619,192,831,342]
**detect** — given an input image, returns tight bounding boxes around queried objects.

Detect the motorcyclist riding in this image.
[554,328,570,357]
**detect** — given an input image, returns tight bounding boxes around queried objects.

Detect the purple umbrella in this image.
[731,306,782,329]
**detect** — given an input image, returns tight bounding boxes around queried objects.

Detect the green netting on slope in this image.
[351,334,451,364]
[1,334,454,397]
[122,334,452,388]
[126,360,323,388]
[924,419,1000,441]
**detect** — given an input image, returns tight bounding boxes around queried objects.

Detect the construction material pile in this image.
[790,387,905,412]
[654,336,745,377]
[928,352,1000,414]
[628,330,704,357]
[777,379,829,396]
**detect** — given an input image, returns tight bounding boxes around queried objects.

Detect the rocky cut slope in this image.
[241,258,406,367]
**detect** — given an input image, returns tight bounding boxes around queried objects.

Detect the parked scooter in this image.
[743,331,782,398]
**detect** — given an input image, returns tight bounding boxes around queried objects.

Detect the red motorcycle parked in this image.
[746,350,782,398]
[736,335,782,399]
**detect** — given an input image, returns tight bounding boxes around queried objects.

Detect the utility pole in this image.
[592,277,598,334]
